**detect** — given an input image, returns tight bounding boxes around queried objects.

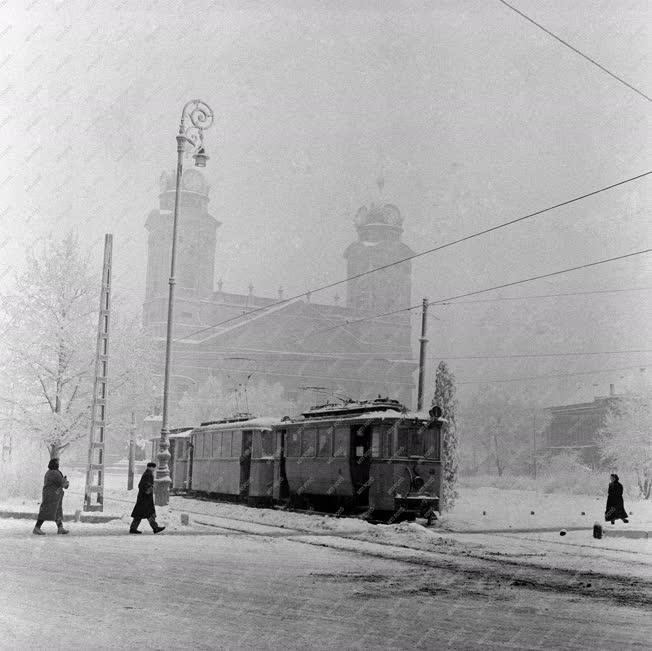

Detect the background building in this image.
[542,384,622,466]
[143,169,418,417]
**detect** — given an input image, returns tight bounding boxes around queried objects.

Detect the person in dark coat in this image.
[130,462,165,534]
[605,473,629,524]
[33,458,69,535]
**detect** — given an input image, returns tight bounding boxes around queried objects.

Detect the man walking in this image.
[130,462,165,534]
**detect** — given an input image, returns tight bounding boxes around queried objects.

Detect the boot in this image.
[148,517,165,534]
[32,526,45,535]
[129,528,142,534]
[57,524,69,535]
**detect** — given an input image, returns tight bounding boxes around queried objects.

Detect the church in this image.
[143,169,418,416]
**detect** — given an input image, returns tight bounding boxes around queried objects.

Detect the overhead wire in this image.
[456,364,649,385]
[497,0,651,103]
[168,347,652,362]
[305,248,652,337]
[174,171,651,342]
[437,286,652,305]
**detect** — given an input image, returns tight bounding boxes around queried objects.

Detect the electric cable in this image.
[457,364,649,385]
[175,171,651,342]
[305,248,652,337]
[497,0,651,102]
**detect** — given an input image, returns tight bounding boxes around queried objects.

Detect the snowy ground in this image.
[5,468,650,584]
[0,517,650,650]
[2,469,651,649]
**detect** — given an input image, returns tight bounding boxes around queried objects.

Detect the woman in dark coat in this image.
[605,474,629,524]
[33,458,69,535]
[129,462,165,534]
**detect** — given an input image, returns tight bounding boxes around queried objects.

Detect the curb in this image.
[0,510,120,524]
[603,529,649,540]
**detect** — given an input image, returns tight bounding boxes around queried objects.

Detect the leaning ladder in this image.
[84,234,113,512]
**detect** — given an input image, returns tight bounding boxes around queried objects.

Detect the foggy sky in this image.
[1,0,650,404]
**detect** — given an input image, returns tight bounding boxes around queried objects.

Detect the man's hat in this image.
[146,462,157,468]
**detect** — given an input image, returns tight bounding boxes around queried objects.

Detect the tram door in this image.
[274,429,290,501]
[350,425,371,506]
[240,430,253,497]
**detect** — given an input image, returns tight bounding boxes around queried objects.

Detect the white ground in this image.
[0,516,650,650]
[4,468,650,582]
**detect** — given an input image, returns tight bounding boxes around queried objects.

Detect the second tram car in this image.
[171,397,444,522]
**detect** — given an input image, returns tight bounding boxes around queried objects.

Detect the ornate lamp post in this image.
[154,99,213,506]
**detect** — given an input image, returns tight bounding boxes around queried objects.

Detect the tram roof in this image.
[286,409,445,424]
[194,416,284,431]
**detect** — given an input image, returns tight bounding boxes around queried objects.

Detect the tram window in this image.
[371,427,380,457]
[287,430,300,457]
[424,426,440,460]
[317,426,331,457]
[383,425,394,457]
[261,431,275,457]
[408,427,424,457]
[222,431,232,458]
[232,430,242,457]
[395,426,409,458]
[301,427,316,457]
[196,433,203,458]
[333,426,349,457]
[252,431,261,458]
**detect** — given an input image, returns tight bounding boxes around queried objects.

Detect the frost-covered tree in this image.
[432,361,459,511]
[459,385,533,477]
[599,393,652,499]
[1,233,154,461]
[2,234,97,458]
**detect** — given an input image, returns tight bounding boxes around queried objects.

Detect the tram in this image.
[169,397,444,522]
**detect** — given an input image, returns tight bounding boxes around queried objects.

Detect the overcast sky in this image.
[1,0,650,403]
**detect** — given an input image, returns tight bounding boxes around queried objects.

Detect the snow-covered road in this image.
[0,519,650,650]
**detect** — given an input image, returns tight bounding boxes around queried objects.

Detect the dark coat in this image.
[605,480,628,521]
[131,470,156,519]
[37,469,68,521]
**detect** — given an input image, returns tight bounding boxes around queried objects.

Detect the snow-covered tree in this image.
[432,361,459,511]
[1,233,156,461]
[103,314,159,458]
[599,392,652,499]
[2,234,97,458]
[459,385,533,477]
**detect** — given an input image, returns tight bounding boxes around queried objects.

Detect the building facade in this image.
[143,169,418,421]
[542,386,621,466]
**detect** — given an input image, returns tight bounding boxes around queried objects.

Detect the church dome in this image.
[158,169,210,197]
[354,203,403,229]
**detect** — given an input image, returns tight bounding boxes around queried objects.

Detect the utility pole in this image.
[127,411,136,490]
[532,411,537,480]
[84,234,112,512]
[417,298,429,411]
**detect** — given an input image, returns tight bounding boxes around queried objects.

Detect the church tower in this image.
[143,168,220,335]
[344,195,414,315]
[343,185,414,350]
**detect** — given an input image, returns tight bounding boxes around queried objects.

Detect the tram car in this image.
[171,397,445,522]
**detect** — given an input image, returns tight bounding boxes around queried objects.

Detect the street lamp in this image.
[154,99,214,506]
